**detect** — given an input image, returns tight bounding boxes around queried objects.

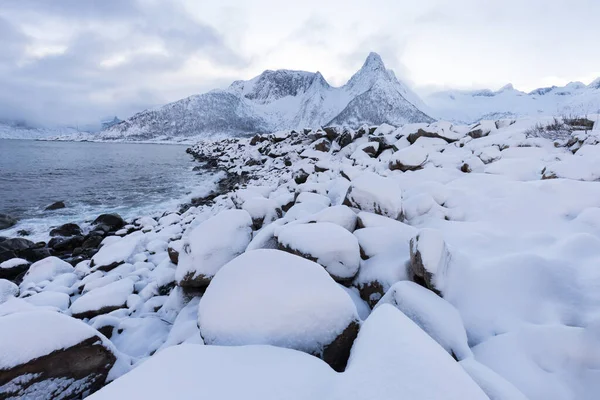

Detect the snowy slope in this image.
[0,122,88,140]
[425,80,600,123]
[98,53,434,141]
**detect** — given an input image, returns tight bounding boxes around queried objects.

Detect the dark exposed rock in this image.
[168,246,179,265]
[72,304,126,320]
[0,214,17,230]
[461,163,472,173]
[467,128,489,139]
[320,321,360,372]
[361,143,379,157]
[50,223,82,237]
[0,259,30,281]
[337,130,353,148]
[49,236,85,253]
[323,126,340,141]
[82,233,104,249]
[16,229,31,237]
[357,281,386,308]
[18,247,53,263]
[45,201,66,211]
[406,128,458,144]
[294,170,310,184]
[92,214,125,232]
[311,138,331,152]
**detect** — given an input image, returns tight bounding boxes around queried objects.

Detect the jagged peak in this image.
[498,83,515,92]
[362,52,386,71]
[589,77,600,89]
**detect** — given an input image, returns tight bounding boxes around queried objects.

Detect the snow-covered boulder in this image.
[276,222,361,283]
[176,210,253,288]
[303,205,358,232]
[460,358,529,400]
[0,311,118,399]
[343,172,403,220]
[241,197,283,229]
[91,234,145,272]
[337,305,488,399]
[0,279,18,304]
[20,256,74,287]
[409,229,451,294]
[198,249,360,371]
[389,145,429,171]
[376,281,472,360]
[0,258,30,281]
[70,279,134,319]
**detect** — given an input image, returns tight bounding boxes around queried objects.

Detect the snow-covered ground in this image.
[1,115,600,399]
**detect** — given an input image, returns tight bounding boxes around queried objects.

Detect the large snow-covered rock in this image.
[89,306,488,400]
[389,145,429,171]
[276,222,361,282]
[176,210,253,288]
[343,172,403,220]
[0,258,30,281]
[197,249,359,371]
[376,281,472,360]
[20,256,74,287]
[0,311,117,399]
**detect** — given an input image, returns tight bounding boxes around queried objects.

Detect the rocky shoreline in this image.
[1,117,600,399]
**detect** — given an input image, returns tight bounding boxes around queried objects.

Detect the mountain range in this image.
[424,80,600,123]
[97,53,434,141]
[2,52,599,141]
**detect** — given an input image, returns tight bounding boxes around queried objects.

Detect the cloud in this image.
[0,0,599,128]
[0,0,247,127]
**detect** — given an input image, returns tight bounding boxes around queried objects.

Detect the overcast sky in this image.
[1,0,599,127]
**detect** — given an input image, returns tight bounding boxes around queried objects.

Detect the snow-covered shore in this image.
[2,115,600,399]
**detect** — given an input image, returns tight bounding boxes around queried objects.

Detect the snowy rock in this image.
[70,279,134,319]
[460,358,529,400]
[0,258,30,281]
[0,279,18,304]
[304,205,358,232]
[158,213,180,227]
[337,305,488,399]
[376,281,472,360]
[23,291,70,311]
[241,197,283,229]
[343,172,403,220]
[20,256,74,287]
[91,234,144,272]
[276,222,361,283]
[389,145,429,171]
[176,210,253,288]
[0,311,117,399]
[198,249,359,371]
[408,229,450,294]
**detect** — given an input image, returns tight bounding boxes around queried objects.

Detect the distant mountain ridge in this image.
[425,79,600,123]
[99,53,435,141]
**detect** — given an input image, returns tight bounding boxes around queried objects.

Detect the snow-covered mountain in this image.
[99,53,434,141]
[425,79,600,123]
[0,122,87,140]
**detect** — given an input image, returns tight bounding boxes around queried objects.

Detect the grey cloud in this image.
[0,1,247,127]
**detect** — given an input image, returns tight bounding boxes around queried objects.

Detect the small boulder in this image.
[176,210,253,289]
[0,214,17,230]
[389,146,429,171]
[44,201,66,211]
[343,172,403,220]
[92,214,125,232]
[0,311,117,399]
[276,222,361,283]
[0,258,30,281]
[409,229,451,295]
[0,279,19,303]
[50,223,81,237]
[311,138,331,152]
[70,279,134,319]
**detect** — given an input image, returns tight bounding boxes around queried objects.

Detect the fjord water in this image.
[0,139,210,239]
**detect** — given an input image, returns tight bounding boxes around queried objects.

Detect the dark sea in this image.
[0,139,218,240]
